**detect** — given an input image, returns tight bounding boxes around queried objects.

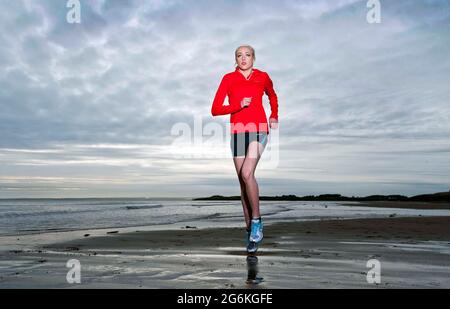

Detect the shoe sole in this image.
[247,246,258,253]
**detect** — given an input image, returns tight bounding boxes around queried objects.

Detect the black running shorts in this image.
[230,132,268,157]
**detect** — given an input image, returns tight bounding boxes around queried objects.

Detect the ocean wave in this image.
[0,208,106,219]
[123,204,163,210]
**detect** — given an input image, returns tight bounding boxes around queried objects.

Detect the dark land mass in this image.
[194,190,450,204]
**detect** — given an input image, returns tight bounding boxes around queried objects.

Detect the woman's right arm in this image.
[211,75,244,116]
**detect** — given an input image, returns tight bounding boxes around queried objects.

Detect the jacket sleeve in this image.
[264,73,278,121]
[211,75,243,116]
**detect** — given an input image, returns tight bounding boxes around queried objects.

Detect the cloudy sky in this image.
[0,0,449,198]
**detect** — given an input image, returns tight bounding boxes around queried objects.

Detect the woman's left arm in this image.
[264,73,278,129]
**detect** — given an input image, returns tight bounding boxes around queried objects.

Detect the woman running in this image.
[211,45,279,253]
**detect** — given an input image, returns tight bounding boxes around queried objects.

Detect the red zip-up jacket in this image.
[211,67,278,134]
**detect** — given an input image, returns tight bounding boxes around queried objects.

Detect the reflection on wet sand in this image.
[246,255,264,285]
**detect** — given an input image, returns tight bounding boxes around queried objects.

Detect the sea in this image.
[1,198,449,236]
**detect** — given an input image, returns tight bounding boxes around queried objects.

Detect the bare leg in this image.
[233,156,252,229]
[240,141,265,218]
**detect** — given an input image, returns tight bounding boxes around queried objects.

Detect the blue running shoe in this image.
[249,218,263,243]
[247,241,258,253]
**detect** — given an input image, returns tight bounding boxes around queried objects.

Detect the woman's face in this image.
[235,47,254,70]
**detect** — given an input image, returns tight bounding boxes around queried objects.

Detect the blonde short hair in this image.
[235,45,255,65]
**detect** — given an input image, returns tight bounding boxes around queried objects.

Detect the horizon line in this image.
[1,191,448,200]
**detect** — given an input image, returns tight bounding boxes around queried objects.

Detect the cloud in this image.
[0,0,449,197]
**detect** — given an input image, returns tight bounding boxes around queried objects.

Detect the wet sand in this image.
[1,212,449,289]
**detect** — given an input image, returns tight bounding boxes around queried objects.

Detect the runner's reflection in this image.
[246,255,264,285]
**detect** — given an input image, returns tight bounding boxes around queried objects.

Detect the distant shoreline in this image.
[193,191,450,203]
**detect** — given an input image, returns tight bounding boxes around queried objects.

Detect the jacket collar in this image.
[235,67,259,79]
